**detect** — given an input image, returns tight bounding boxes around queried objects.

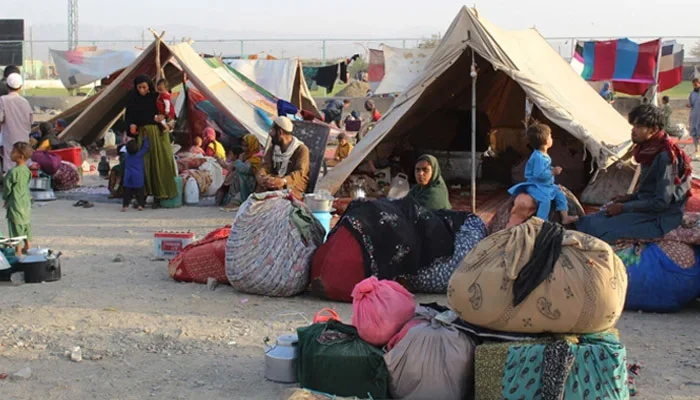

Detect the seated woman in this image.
[203,127,225,160]
[218,135,263,207]
[408,154,451,211]
[577,104,692,243]
[35,122,67,151]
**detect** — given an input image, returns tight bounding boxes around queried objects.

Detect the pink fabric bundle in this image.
[351,277,415,347]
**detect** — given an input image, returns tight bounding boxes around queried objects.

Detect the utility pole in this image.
[68,0,79,50]
[29,26,35,79]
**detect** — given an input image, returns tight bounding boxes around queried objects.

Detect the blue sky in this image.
[5,0,698,60]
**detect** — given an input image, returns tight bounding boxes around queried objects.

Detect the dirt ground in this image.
[0,198,697,400]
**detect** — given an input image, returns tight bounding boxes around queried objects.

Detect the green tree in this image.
[348,56,368,78]
[418,34,441,49]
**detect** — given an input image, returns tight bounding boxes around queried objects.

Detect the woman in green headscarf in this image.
[408,154,452,211]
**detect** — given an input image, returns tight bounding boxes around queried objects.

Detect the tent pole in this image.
[470,47,478,213]
[651,37,663,106]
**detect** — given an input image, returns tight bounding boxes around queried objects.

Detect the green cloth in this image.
[3,165,32,238]
[407,154,452,211]
[8,222,31,240]
[297,321,389,399]
[137,124,177,199]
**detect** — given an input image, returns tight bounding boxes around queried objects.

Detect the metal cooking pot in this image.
[263,333,299,383]
[303,193,334,212]
[16,251,61,283]
[31,189,56,202]
[29,177,50,191]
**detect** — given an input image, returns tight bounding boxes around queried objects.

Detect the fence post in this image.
[240,40,244,58]
[321,39,326,66]
[403,39,406,48]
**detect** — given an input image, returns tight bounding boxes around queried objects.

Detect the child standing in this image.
[122,137,150,212]
[508,123,579,225]
[156,79,176,132]
[3,142,33,255]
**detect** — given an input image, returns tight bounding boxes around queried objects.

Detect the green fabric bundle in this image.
[297,321,388,399]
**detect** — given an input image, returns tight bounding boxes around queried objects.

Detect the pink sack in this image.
[351,277,416,347]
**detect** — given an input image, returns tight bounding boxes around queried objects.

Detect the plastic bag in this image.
[385,307,476,400]
[297,321,388,399]
[351,276,415,346]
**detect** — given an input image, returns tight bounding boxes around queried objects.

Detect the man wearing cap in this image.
[0,72,33,172]
[0,66,21,97]
[256,116,310,198]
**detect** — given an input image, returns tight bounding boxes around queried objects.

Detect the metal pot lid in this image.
[18,255,48,263]
[276,334,299,346]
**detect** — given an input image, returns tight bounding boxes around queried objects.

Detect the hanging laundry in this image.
[339,62,348,84]
[304,64,340,92]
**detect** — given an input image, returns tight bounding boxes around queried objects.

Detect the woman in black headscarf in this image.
[125,75,177,206]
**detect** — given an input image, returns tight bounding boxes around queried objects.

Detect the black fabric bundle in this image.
[338,196,470,279]
[512,221,565,306]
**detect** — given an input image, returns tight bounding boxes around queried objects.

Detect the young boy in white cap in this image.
[256,116,311,198]
[0,72,33,173]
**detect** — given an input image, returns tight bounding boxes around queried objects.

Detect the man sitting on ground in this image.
[576,104,692,243]
[256,116,310,198]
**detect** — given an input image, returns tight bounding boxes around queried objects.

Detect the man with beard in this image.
[576,104,692,243]
[256,116,310,198]
[688,78,700,157]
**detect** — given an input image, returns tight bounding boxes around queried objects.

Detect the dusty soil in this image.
[0,199,698,400]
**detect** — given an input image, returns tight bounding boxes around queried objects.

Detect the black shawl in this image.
[338,196,471,279]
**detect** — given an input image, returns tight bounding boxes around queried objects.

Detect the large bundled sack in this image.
[487,185,584,235]
[407,214,486,293]
[169,226,230,284]
[474,331,629,400]
[616,241,700,312]
[225,191,325,297]
[310,225,367,302]
[351,276,416,346]
[199,158,224,197]
[52,161,80,191]
[384,306,477,400]
[297,321,389,399]
[449,218,627,334]
[338,196,472,279]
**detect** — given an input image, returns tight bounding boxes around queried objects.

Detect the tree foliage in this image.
[418,34,441,49]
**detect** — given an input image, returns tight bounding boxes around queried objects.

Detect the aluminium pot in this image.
[29,177,51,191]
[303,193,334,212]
[16,252,61,283]
[264,333,299,383]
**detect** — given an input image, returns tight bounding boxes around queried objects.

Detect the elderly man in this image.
[576,104,691,243]
[0,73,33,172]
[256,116,310,198]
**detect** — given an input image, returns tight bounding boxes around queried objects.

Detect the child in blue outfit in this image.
[121,137,150,212]
[508,123,579,225]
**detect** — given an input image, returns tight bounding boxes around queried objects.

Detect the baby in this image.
[508,122,578,225]
[156,79,176,132]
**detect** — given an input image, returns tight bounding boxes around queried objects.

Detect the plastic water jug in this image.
[387,173,410,199]
[184,177,200,205]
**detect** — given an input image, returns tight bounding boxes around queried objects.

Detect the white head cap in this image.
[6,73,23,90]
[273,116,294,133]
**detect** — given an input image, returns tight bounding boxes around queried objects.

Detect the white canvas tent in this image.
[226,59,321,116]
[318,7,632,194]
[374,45,436,95]
[60,40,275,145]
